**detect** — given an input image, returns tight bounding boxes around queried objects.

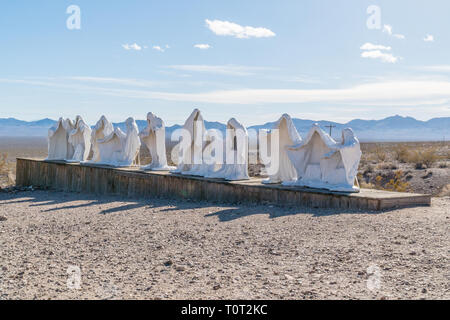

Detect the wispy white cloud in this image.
[122,43,142,51]
[90,80,450,107]
[3,78,450,108]
[360,42,399,63]
[414,65,450,72]
[279,75,322,84]
[382,24,405,39]
[360,43,391,51]
[424,34,434,42]
[165,65,276,76]
[382,24,392,35]
[152,45,169,52]
[205,19,275,39]
[66,76,160,87]
[361,50,399,63]
[194,44,211,50]
[393,34,405,39]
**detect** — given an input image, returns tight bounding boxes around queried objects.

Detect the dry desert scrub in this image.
[408,148,441,169]
[0,152,7,171]
[0,152,15,187]
[373,145,388,162]
[393,144,411,163]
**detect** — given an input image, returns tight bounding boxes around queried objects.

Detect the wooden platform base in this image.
[15,158,431,211]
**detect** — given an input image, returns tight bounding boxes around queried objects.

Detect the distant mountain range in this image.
[0,115,449,142]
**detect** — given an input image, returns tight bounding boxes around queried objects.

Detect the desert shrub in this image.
[377,162,398,170]
[374,175,383,188]
[393,144,411,163]
[363,164,375,174]
[384,170,410,192]
[438,162,448,168]
[0,153,7,174]
[374,145,388,162]
[408,148,440,169]
[357,173,375,189]
[371,171,409,192]
[7,172,15,185]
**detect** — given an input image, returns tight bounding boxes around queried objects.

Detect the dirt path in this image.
[0,191,448,300]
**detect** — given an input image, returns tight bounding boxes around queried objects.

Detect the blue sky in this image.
[1,0,449,126]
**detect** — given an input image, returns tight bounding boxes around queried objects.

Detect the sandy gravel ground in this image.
[0,190,448,300]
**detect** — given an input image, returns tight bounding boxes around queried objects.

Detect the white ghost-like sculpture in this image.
[67,115,92,162]
[139,112,174,171]
[286,124,362,192]
[206,118,249,181]
[96,117,141,167]
[47,118,75,161]
[171,109,209,176]
[89,115,114,163]
[262,114,302,184]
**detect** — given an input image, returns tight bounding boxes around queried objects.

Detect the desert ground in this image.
[0,137,449,300]
[0,191,449,300]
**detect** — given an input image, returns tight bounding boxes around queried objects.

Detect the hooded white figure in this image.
[47,118,75,161]
[89,115,114,163]
[171,109,208,176]
[139,112,174,171]
[286,124,362,192]
[206,118,249,181]
[67,115,92,162]
[261,114,302,184]
[97,117,141,167]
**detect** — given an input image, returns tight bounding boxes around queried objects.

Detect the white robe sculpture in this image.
[67,115,92,162]
[47,118,75,161]
[89,115,114,163]
[206,118,249,181]
[97,117,141,167]
[139,112,174,171]
[262,114,302,184]
[172,109,209,176]
[286,124,362,192]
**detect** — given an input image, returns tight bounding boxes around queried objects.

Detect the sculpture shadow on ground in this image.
[0,189,386,221]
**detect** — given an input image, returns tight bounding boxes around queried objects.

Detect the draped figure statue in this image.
[171,109,209,176]
[286,124,362,192]
[89,115,114,163]
[262,114,302,184]
[67,115,92,162]
[139,112,174,171]
[97,117,141,167]
[206,118,249,181]
[47,118,75,161]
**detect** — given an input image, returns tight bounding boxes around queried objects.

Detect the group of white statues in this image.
[48,116,92,163]
[48,115,141,167]
[47,109,362,192]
